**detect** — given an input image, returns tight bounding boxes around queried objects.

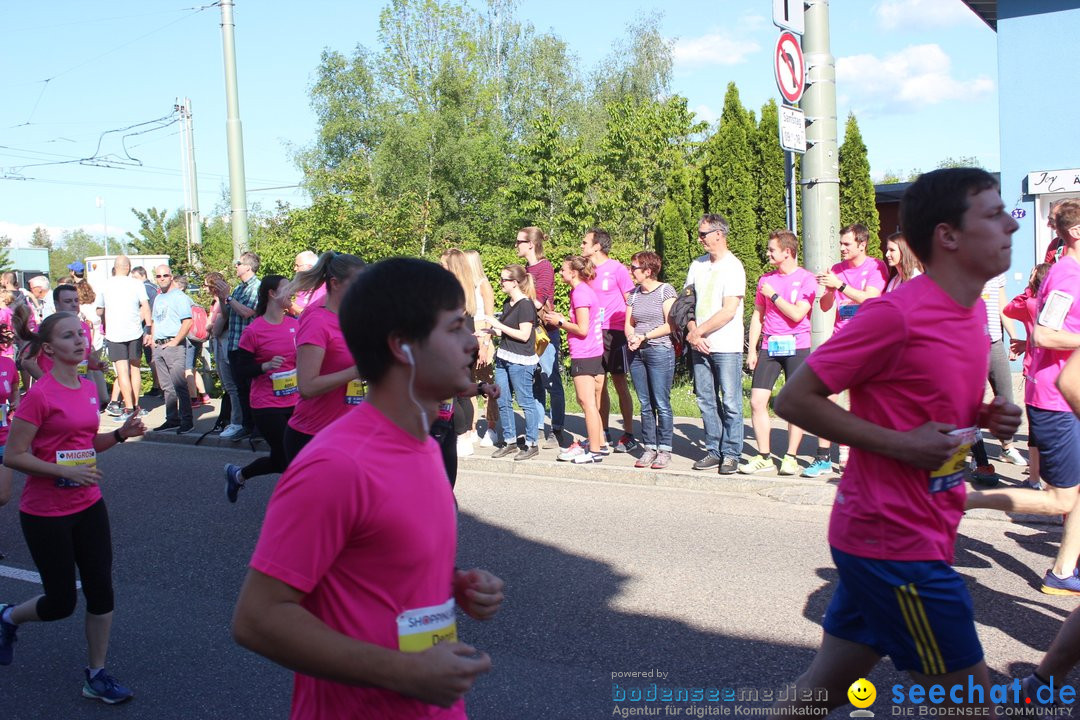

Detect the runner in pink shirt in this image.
[768,168,1020,715]
[225,275,300,503]
[283,251,366,464]
[581,229,638,452]
[0,312,146,704]
[547,255,608,464]
[741,230,818,476]
[232,258,503,719]
[0,353,18,560]
[805,223,890,477]
[967,199,1080,595]
[1002,263,1051,487]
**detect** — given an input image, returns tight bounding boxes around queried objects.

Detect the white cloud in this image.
[692,104,719,125]
[836,44,994,113]
[875,0,981,30]
[672,29,760,68]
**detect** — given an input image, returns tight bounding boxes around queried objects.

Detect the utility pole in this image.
[95,196,110,257]
[801,0,841,350]
[177,98,202,268]
[219,0,248,263]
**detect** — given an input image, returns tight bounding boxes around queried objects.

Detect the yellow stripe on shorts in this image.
[894,583,946,675]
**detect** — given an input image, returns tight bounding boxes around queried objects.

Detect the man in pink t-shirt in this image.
[581,229,638,453]
[803,223,890,478]
[967,199,1080,595]
[233,258,504,719]
[741,230,818,476]
[767,169,1021,716]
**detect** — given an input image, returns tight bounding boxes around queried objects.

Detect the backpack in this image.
[668,285,697,347]
[189,305,210,342]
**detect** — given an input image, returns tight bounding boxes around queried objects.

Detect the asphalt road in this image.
[0,440,1075,719]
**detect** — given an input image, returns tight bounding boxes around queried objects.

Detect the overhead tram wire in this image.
[8,3,219,126]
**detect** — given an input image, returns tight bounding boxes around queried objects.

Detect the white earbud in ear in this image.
[401,343,413,366]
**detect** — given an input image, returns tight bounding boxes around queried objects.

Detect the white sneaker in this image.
[478,431,494,448]
[219,424,244,439]
[1002,447,1028,467]
[456,436,474,457]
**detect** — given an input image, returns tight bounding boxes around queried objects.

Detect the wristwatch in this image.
[838,283,847,294]
[557,318,563,327]
[770,292,779,303]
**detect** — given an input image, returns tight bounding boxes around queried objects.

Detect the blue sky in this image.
[0,0,998,247]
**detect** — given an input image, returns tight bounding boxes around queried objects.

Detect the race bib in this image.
[270,369,298,397]
[767,334,797,357]
[397,598,458,653]
[437,400,454,422]
[0,402,8,427]
[929,427,978,494]
[838,304,859,320]
[56,448,96,489]
[345,379,366,405]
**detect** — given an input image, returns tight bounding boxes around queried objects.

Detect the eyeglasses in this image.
[698,229,716,238]
[155,274,172,279]
[515,239,531,245]
[630,265,643,272]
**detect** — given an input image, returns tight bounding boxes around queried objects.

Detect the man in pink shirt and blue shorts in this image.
[767,168,1022,716]
[967,198,1080,595]
[232,258,505,719]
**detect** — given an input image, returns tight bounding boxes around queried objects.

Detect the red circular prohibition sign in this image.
[774,31,805,104]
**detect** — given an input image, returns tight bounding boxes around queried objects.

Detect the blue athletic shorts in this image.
[1027,405,1080,489]
[822,547,983,675]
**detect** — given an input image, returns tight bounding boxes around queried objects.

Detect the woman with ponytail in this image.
[223,275,299,503]
[482,264,541,461]
[0,312,146,703]
[283,251,366,463]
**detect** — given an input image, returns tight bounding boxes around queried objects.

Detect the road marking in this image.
[0,565,81,589]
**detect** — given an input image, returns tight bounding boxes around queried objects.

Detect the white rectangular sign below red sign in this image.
[779,106,806,154]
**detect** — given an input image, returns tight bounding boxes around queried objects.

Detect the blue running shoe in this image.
[225,463,244,504]
[0,603,17,665]
[83,668,134,704]
[1041,569,1080,596]
[801,459,833,478]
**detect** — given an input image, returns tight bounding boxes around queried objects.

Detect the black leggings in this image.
[242,407,294,480]
[20,499,114,620]
[283,425,315,466]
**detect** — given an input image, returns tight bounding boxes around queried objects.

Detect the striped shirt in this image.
[627,283,677,348]
[225,276,261,351]
[982,273,1005,343]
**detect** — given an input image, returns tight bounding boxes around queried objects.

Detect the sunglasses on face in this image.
[500,277,514,283]
[155,274,171,279]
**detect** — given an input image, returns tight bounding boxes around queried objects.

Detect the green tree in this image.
[838,112,881,257]
[29,226,52,250]
[125,207,197,276]
[703,83,760,313]
[0,236,12,273]
[754,99,788,258]
[653,162,697,285]
[51,229,104,280]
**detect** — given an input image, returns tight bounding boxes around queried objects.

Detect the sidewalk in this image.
[125,393,1049,521]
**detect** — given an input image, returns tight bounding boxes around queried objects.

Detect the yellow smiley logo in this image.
[848,678,876,708]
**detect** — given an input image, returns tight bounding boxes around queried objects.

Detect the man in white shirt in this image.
[96,255,152,421]
[685,213,746,475]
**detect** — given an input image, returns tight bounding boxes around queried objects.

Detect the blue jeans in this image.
[691,350,744,459]
[628,344,675,451]
[494,357,540,446]
[533,329,565,432]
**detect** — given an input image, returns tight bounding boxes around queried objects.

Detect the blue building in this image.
[962,0,1080,295]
